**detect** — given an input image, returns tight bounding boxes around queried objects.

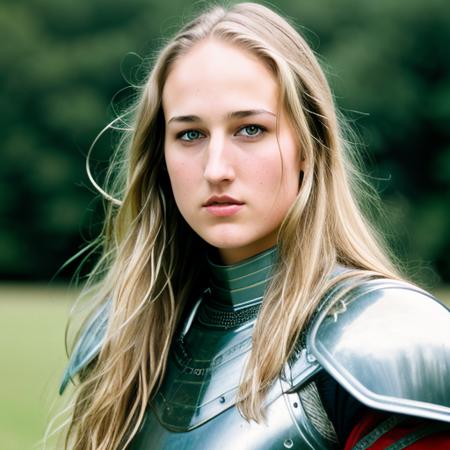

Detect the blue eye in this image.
[178,130,204,141]
[237,125,265,137]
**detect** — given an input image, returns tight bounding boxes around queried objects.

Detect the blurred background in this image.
[1,0,449,448]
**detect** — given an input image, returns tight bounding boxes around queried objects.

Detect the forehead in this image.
[162,39,279,118]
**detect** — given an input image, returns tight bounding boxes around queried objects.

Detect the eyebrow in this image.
[167,109,276,124]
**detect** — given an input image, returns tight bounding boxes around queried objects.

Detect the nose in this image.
[203,135,235,184]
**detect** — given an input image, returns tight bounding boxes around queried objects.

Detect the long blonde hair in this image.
[61,2,401,449]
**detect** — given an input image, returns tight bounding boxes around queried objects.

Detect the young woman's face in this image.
[162,39,302,264]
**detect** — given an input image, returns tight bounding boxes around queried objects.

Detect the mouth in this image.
[203,195,244,207]
[203,198,244,217]
[206,201,242,206]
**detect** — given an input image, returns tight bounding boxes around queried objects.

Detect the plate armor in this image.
[60,250,450,449]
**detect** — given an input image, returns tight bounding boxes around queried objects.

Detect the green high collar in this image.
[206,246,278,311]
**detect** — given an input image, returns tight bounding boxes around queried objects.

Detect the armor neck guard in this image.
[205,245,277,311]
[195,245,277,330]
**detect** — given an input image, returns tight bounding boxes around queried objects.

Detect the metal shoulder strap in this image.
[59,300,111,395]
[307,278,450,422]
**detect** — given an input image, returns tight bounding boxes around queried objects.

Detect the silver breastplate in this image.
[128,299,338,450]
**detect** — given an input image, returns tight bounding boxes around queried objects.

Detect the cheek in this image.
[242,150,283,187]
[254,149,300,214]
[166,153,197,187]
[165,157,198,214]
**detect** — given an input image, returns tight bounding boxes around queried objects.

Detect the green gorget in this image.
[207,245,277,309]
[196,246,278,329]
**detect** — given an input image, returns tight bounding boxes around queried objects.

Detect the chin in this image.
[207,232,274,251]
[192,223,245,245]
[205,237,252,250]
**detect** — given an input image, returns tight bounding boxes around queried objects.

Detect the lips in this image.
[203,195,244,217]
[208,201,237,205]
[203,195,244,206]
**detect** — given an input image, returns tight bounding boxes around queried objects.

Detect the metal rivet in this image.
[284,438,294,448]
[293,402,298,408]
[219,396,225,403]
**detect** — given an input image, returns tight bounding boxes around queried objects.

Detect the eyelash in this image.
[175,124,267,142]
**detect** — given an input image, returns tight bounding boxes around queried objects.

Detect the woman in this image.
[57,2,450,449]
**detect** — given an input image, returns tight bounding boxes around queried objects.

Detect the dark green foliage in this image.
[1,0,449,282]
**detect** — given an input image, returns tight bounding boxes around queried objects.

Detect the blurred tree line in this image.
[1,0,449,283]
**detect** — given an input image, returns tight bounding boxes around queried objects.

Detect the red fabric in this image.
[344,411,450,449]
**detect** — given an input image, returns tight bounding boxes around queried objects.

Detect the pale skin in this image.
[162,38,303,264]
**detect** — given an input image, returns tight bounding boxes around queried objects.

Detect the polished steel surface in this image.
[129,287,333,448]
[308,279,450,422]
[130,387,331,450]
[150,297,320,433]
[152,321,254,430]
[59,299,110,394]
[130,373,333,450]
[129,246,335,449]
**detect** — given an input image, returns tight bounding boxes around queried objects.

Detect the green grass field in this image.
[0,284,449,450]
[0,285,77,450]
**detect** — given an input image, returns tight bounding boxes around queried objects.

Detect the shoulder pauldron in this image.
[307,279,450,422]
